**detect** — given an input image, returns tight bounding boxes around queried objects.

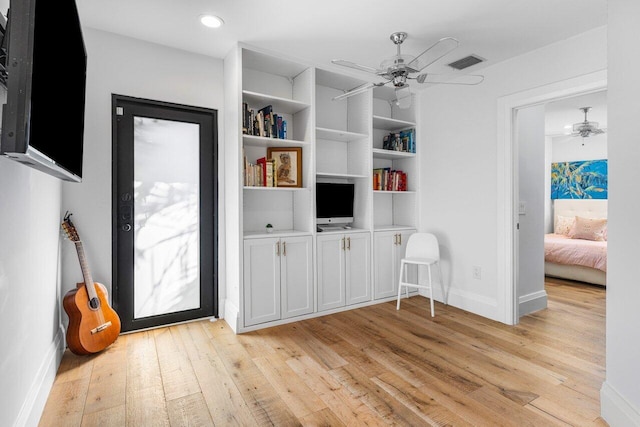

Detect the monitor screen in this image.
[316,182,354,224]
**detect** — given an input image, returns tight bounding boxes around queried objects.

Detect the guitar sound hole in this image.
[89,297,100,310]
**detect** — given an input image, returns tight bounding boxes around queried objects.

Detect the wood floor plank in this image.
[40,279,606,427]
[203,320,301,426]
[166,392,214,427]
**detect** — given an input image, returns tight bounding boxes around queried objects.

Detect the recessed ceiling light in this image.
[200,15,224,28]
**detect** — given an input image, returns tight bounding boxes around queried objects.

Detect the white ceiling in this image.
[77,0,606,78]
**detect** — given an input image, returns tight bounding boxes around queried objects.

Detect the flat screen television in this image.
[316,182,354,226]
[0,0,86,182]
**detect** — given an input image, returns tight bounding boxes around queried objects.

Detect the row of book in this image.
[382,128,415,153]
[373,168,408,191]
[242,103,287,139]
[244,156,277,187]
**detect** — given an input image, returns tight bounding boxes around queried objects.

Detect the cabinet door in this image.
[317,234,346,311]
[345,233,371,305]
[373,231,397,299]
[281,236,313,319]
[243,238,281,326]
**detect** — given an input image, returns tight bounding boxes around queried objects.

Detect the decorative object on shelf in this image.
[267,147,302,188]
[331,31,484,108]
[265,224,273,233]
[571,107,606,139]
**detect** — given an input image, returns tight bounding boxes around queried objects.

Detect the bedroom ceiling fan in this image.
[571,107,605,138]
[331,32,484,108]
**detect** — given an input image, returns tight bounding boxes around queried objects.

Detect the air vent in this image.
[448,55,485,70]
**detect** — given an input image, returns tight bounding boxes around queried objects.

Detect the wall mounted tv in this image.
[316,182,355,226]
[0,0,86,182]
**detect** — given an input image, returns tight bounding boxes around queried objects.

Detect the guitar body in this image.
[63,282,121,355]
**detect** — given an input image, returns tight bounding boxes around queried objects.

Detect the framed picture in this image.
[267,147,302,188]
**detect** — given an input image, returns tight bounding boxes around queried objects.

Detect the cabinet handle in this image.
[399,234,402,245]
[394,233,398,245]
[283,241,287,256]
[276,241,280,256]
[347,237,351,250]
[341,237,345,251]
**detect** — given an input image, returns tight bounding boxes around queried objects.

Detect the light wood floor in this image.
[40,278,606,426]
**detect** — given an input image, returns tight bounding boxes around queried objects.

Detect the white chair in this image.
[396,233,443,317]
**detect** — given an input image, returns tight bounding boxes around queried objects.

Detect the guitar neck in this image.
[74,241,98,300]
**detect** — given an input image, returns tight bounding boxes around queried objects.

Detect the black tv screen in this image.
[1,0,86,181]
[316,182,355,224]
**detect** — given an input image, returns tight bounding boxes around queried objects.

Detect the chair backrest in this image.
[405,233,440,260]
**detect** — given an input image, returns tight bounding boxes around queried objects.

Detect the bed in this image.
[544,199,607,286]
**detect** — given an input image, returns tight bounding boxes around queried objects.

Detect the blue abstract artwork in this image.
[551,159,608,199]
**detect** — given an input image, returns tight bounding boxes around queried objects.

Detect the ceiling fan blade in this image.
[332,82,377,101]
[406,37,459,72]
[331,59,385,75]
[416,73,484,85]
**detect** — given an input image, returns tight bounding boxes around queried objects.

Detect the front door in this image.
[112,95,217,332]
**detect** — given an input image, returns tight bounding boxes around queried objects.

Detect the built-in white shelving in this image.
[224,46,421,333]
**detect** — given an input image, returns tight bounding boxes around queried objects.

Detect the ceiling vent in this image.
[448,55,485,70]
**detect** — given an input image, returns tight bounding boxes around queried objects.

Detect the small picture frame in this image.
[267,147,302,188]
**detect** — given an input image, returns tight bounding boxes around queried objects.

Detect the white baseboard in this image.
[16,327,65,427]
[223,298,239,333]
[518,290,548,317]
[422,285,499,321]
[601,381,640,426]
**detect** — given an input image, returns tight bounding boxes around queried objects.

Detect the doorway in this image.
[112,95,218,332]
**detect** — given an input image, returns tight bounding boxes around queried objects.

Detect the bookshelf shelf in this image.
[372,148,416,160]
[243,135,309,148]
[372,115,416,131]
[316,127,368,142]
[243,90,310,114]
[243,186,308,191]
[373,190,416,194]
[316,172,368,179]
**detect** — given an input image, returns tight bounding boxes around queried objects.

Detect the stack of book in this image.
[242,103,287,139]
[373,168,407,191]
[244,154,276,187]
[382,128,415,153]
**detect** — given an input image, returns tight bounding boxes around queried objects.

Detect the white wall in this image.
[0,96,65,426]
[601,0,640,424]
[517,105,547,316]
[61,29,225,322]
[419,26,606,320]
[551,133,607,162]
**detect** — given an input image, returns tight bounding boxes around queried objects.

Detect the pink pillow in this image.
[555,215,575,235]
[569,216,607,241]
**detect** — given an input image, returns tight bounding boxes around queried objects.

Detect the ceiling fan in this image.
[331,32,484,108]
[571,107,605,138]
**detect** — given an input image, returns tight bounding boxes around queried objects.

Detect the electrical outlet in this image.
[473,266,481,280]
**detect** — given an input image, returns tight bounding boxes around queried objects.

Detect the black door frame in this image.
[112,94,218,332]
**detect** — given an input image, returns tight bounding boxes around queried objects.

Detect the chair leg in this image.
[405,266,410,299]
[428,265,435,317]
[396,261,404,310]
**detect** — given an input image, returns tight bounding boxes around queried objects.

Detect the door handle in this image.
[276,241,281,256]
[283,241,287,256]
[341,237,345,251]
[398,234,402,245]
[347,237,351,250]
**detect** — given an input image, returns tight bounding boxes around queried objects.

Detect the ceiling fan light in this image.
[394,86,412,109]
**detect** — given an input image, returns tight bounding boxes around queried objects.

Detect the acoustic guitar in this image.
[61,213,121,355]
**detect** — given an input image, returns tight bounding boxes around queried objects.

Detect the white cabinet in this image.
[244,235,313,326]
[317,232,371,311]
[374,229,415,299]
